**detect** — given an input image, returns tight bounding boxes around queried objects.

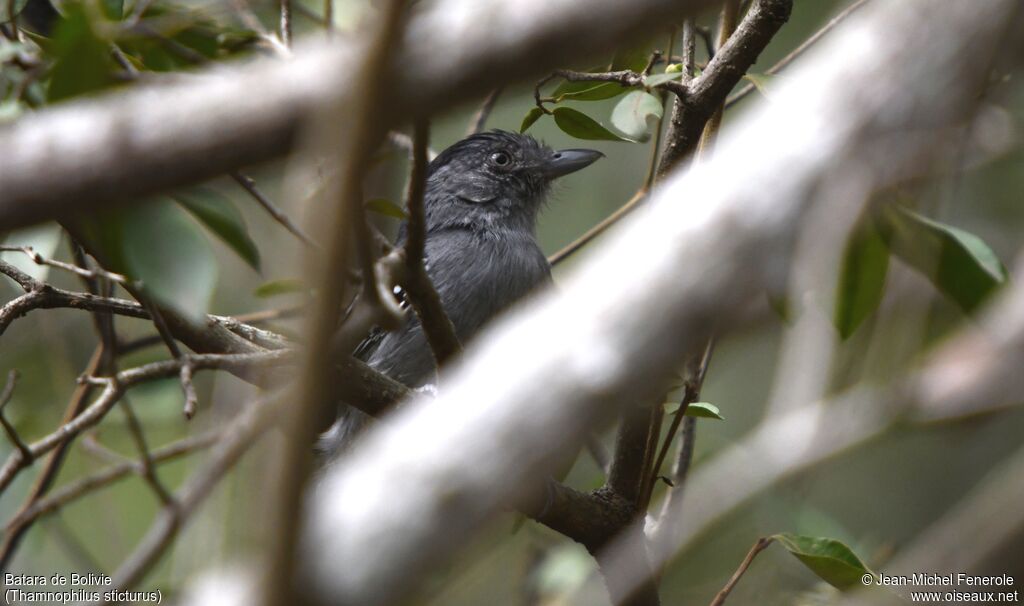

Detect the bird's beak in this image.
[543,148,604,178]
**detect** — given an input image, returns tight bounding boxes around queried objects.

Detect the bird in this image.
[317,129,603,457]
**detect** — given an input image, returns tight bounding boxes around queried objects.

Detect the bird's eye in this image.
[489,152,511,167]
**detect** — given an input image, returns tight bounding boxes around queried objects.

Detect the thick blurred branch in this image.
[301,1,1018,604]
[0,0,720,232]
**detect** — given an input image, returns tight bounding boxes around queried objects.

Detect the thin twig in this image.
[230,171,319,248]
[135,295,202,420]
[0,244,129,284]
[120,398,175,504]
[80,434,134,465]
[548,189,647,265]
[708,537,774,606]
[8,431,219,531]
[0,370,31,463]
[643,38,673,192]
[401,119,462,368]
[467,87,503,135]
[696,0,742,157]
[1,260,294,353]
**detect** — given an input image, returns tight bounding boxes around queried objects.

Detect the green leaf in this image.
[834,222,889,339]
[76,201,217,321]
[665,63,683,74]
[47,3,116,102]
[743,73,773,97]
[175,188,261,272]
[520,107,544,133]
[772,533,873,590]
[664,402,724,420]
[643,72,679,87]
[366,198,407,220]
[254,278,305,298]
[610,90,662,141]
[551,81,629,102]
[686,402,723,420]
[552,107,631,142]
[879,206,1007,313]
[0,0,28,23]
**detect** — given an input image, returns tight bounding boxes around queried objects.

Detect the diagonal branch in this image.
[657,0,792,177]
[400,119,462,370]
[0,370,31,464]
[0,0,724,232]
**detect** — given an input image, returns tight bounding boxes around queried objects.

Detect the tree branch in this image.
[400,119,462,370]
[657,0,792,177]
[230,171,318,248]
[708,537,774,606]
[0,0,722,232]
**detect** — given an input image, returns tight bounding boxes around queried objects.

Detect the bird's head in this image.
[423,130,603,234]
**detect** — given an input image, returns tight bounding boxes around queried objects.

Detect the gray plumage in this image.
[317,130,602,457]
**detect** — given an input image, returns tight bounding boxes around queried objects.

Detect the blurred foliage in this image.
[1,0,1023,604]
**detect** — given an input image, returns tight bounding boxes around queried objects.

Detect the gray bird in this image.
[318,130,603,456]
